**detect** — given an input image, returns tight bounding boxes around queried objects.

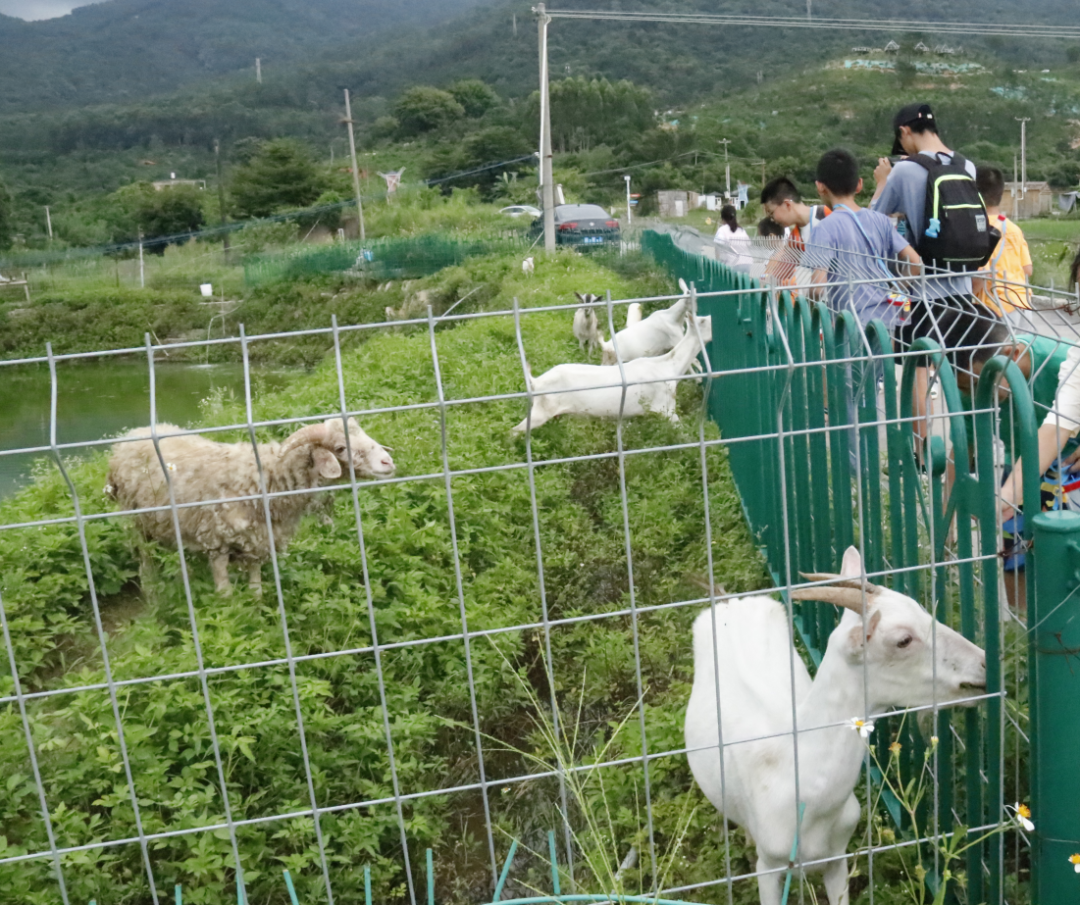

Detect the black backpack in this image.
[908,152,1000,273]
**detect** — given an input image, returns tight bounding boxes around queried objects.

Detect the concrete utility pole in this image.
[1014,153,1020,220]
[343,89,367,242]
[44,205,52,240]
[138,231,145,288]
[256,58,262,84]
[214,140,231,262]
[537,3,556,252]
[1016,117,1030,198]
[624,174,632,226]
[719,139,732,196]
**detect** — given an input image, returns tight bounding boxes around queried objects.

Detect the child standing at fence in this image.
[973,166,1034,320]
[802,148,921,327]
[713,204,753,273]
[760,177,830,286]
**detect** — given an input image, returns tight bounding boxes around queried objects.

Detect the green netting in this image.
[243,234,527,286]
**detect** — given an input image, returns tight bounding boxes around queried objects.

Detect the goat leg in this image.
[248,563,263,599]
[755,857,784,905]
[209,551,233,596]
[822,857,850,905]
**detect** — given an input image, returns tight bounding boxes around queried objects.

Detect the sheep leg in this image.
[755,857,783,905]
[822,857,850,905]
[248,563,264,598]
[209,552,233,597]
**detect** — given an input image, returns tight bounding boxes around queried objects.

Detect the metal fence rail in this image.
[1,239,1079,903]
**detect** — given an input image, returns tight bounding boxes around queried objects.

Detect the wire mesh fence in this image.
[2,230,1080,904]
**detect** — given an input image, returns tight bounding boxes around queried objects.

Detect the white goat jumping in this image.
[512,316,711,433]
[685,547,986,905]
[107,418,395,597]
[599,279,692,365]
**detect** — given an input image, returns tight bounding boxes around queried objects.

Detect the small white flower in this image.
[166,462,177,473]
[1007,802,1034,832]
[103,483,114,495]
[849,717,875,739]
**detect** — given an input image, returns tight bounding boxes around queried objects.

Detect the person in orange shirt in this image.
[760,177,831,286]
[973,165,1033,318]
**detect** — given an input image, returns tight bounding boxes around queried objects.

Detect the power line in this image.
[541,8,1080,40]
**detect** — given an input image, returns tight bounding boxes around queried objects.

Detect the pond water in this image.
[0,360,292,499]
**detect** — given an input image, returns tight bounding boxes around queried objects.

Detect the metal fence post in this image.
[1031,509,1080,902]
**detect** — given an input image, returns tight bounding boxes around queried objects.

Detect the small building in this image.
[883,40,900,53]
[913,41,930,53]
[1003,181,1053,219]
[152,178,206,191]
[657,190,701,218]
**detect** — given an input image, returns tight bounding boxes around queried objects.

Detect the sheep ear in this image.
[840,546,863,579]
[312,448,342,480]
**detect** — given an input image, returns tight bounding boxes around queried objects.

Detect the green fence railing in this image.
[641,228,1051,902]
[244,234,526,286]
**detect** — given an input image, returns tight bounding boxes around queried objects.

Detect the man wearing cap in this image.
[871,103,980,316]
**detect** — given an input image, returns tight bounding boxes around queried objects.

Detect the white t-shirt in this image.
[714,225,752,269]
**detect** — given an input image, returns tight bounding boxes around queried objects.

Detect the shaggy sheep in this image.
[685,547,986,904]
[107,418,394,596]
[512,316,712,433]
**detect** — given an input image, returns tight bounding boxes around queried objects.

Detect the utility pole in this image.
[256,58,262,84]
[138,231,145,289]
[806,0,812,20]
[1013,153,1020,220]
[214,140,231,262]
[760,158,766,188]
[343,89,367,242]
[1016,117,1030,200]
[44,205,52,240]
[719,139,731,197]
[538,3,556,252]
[624,174,632,226]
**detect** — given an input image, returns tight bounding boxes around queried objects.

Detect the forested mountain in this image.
[0,0,496,112]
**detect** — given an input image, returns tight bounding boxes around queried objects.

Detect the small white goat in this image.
[685,547,986,905]
[572,292,601,354]
[107,418,395,597]
[599,279,692,365]
[512,316,711,433]
[625,302,643,327]
[522,256,535,277]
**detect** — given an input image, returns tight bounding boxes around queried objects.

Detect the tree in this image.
[449,79,500,118]
[1068,46,1080,64]
[107,182,206,255]
[393,86,465,136]
[0,179,12,250]
[229,139,325,219]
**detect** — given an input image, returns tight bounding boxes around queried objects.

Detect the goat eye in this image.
[335,445,346,453]
[897,635,913,649]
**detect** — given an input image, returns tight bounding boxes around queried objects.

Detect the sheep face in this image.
[307,418,395,479]
[837,593,986,710]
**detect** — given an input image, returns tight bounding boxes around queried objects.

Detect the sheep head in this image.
[791,546,986,711]
[282,418,395,480]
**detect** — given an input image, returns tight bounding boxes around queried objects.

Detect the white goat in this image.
[685,547,986,905]
[107,418,395,597]
[522,256,535,277]
[625,302,643,327]
[599,279,692,365]
[512,316,711,433]
[572,292,601,354]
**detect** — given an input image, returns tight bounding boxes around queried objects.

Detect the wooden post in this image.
[344,89,367,242]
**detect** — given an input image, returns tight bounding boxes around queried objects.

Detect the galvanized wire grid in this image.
[1,252,1077,904]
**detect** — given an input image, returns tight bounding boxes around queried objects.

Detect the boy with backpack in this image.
[973,165,1034,319]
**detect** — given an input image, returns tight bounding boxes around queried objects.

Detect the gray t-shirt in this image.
[803,206,910,327]
[871,152,976,300]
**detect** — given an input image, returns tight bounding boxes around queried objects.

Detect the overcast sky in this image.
[0,0,107,20]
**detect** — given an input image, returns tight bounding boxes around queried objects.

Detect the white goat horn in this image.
[280,423,329,454]
[789,572,881,614]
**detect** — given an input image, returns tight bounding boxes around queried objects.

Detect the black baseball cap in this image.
[891,103,935,155]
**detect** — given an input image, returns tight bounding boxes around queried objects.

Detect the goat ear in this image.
[678,278,689,294]
[312,448,342,480]
[846,608,883,651]
[574,292,585,303]
[840,546,863,580]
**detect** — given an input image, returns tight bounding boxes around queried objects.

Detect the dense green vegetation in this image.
[0,249,776,904]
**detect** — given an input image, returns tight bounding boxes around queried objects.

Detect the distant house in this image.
[152,178,206,191]
[1003,181,1053,219]
[883,40,900,53]
[913,41,930,53]
[657,190,701,217]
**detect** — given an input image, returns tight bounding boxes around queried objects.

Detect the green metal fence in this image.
[243,234,526,286]
[641,228,1051,902]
